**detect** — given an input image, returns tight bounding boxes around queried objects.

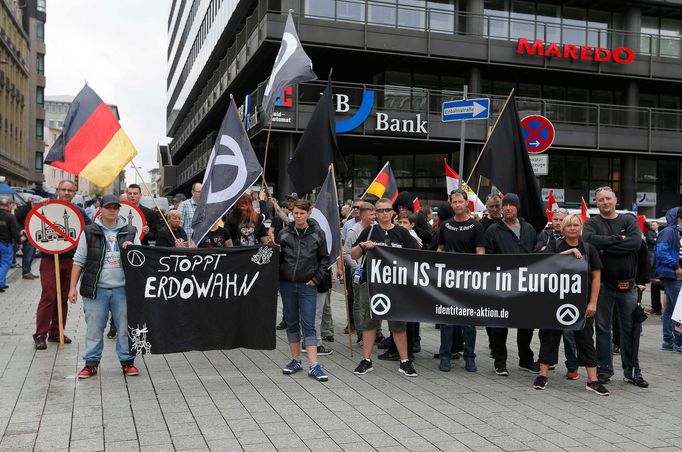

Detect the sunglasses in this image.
[376,208,392,213]
[352,205,360,209]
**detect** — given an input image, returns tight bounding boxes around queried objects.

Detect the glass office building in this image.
[166,0,682,217]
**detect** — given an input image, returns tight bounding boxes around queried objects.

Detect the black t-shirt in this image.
[353,224,419,250]
[549,240,603,289]
[198,227,230,248]
[438,217,486,253]
[227,212,268,246]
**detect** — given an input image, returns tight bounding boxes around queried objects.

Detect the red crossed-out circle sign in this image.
[521,115,555,154]
[25,200,85,254]
[94,200,147,241]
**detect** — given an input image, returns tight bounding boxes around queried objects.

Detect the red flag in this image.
[581,197,590,223]
[444,159,459,194]
[546,191,558,224]
[413,197,421,213]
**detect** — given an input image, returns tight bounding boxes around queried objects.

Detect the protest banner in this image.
[367,246,588,330]
[122,244,279,354]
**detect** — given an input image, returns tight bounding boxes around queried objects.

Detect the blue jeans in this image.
[595,284,640,379]
[0,242,13,287]
[21,239,35,275]
[563,330,578,370]
[280,281,317,347]
[82,287,134,366]
[662,279,682,346]
[440,325,476,361]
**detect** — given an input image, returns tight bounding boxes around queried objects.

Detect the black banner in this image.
[367,247,588,330]
[122,245,279,354]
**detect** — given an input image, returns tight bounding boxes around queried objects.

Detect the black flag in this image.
[310,166,340,267]
[474,91,546,232]
[191,98,262,245]
[287,80,347,195]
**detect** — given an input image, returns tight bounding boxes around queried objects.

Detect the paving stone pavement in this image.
[1,257,681,451]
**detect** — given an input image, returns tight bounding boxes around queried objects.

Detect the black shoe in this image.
[586,381,610,396]
[495,367,509,376]
[399,360,418,377]
[316,345,333,356]
[322,335,334,343]
[377,336,392,349]
[106,328,117,339]
[276,319,286,330]
[519,362,540,374]
[533,375,548,390]
[48,335,72,344]
[624,376,649,388]
[34,336,47,350]
[378,350,400,361]
[354,359,373,375]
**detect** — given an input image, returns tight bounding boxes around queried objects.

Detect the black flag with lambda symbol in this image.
[310,166,341,268]
[191,98,262,245]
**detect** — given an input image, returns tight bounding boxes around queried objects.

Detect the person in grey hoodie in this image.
[67,195,140,379]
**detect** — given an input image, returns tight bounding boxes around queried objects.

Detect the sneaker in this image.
[612,345,620,354]
[78,366,98,379]
[624,375,649,388]
[122,364,140,376]
[354,359,373,375]
[518,362,540,374]
[316,345,333,356]
[378,350,400,361]
[661,342,674,351]
[439,358,451,372]
[308,364,328,382]
[586,381,610,396]
[377,336,392,350]
[33,335,47,350]
[465,359,477,372]
[48,335,72,344]
[399,360,418,377]
[276,319,287,330]
[533,375,548,390]
[673,345,682,353]
[22,273,37,280]
[282,359,302,375]
[322,335,334,343]
[495,367,509,376]
[106,328,117,339]
[566,369,579,380]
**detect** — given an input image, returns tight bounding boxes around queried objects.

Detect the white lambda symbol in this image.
[370,294,391,316]
[556,304,580,326]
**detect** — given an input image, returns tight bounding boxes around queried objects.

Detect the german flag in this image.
[45,85,138,188]
[365,162,398,202]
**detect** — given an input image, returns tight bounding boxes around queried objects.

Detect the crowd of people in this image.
[2,178,679,391]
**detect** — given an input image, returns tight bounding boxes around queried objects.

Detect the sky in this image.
[45,1,169,185]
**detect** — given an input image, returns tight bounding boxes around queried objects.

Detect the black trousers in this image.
[538,319,597,367]
[650,279,663,312]
[489,327,535,369]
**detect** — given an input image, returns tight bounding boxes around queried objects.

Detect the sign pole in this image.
[53,253,65,349]
[458,85,468,178]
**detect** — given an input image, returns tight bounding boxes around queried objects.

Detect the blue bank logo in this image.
[335,89,375,134]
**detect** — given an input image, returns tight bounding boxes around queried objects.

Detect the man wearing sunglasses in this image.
[350,198,420,377]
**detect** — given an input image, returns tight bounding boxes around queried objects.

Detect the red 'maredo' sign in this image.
[517,38,635,65]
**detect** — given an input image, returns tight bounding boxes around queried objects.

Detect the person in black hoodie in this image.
[277,199,330,382]
[393,191,432,247]
[485,193,538,376]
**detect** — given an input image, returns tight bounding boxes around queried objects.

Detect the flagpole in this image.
[54,254,65,349]
[130,161,178,242]
[261,119,273,188]
[464,89,515,186]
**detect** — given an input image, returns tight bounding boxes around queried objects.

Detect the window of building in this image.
[35,151,43,172]
[36,119,44,140]
[37,54,44,75]
[398,0,426,30]
[36,21,45,42]
[36,86,44,106]
[37,0,46,12]
[369,0,398,26]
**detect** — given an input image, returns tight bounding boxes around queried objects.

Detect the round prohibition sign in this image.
[370,294,392,316]
[94,200,147,241]
[521,115,555,154]
[24,200,85,254]
[556,304,580,326]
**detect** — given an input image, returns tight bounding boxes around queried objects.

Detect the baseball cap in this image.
[285,192,299,201]
[102,194,121,208]
[173,193,186,202]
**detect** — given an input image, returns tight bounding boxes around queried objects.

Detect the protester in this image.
[437,189,485,373]
[583,186,648,387]
[393,191,432,246]
[350,197,420,377]
[654,207,682,353]
[33,180,92,350]
[485,193,538,376]
[420,205,433,226]
[480,193,502,231]
[126,184,159,245]
[646,219,663,316]
[534,214,609,395]
[271,192,298,240]
[178,182,201,239]
[396,211,422,248]
[85,197,100,221]
[277,199,330,382]
[340,204,352,224]
[68,194,140,379]
[341,198,362,242]
[171,193,186,210]
[197,222,232,248]
[0,199,20,292]
[15,195,40,280]
[156,210,189,247]
[226,194,271,246]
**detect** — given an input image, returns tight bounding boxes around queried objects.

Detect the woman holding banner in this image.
[156,210,189,247]
[277,199,330,382]
[534,214,609,396]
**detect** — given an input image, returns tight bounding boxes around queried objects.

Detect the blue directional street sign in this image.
[442,98,490,122]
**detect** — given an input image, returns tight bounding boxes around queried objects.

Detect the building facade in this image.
[44,95,125,195]
[166,0,682,217]
[20,0,46,190]
[0,0,29,187]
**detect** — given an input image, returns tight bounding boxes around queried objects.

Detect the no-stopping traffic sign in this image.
[25,200,85,254]
[521,115,555,153]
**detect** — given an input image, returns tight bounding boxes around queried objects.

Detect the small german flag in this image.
[45,85,138,188]
[366,162,398,202]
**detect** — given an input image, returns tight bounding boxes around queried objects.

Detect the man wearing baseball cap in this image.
[68,194,141,379]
